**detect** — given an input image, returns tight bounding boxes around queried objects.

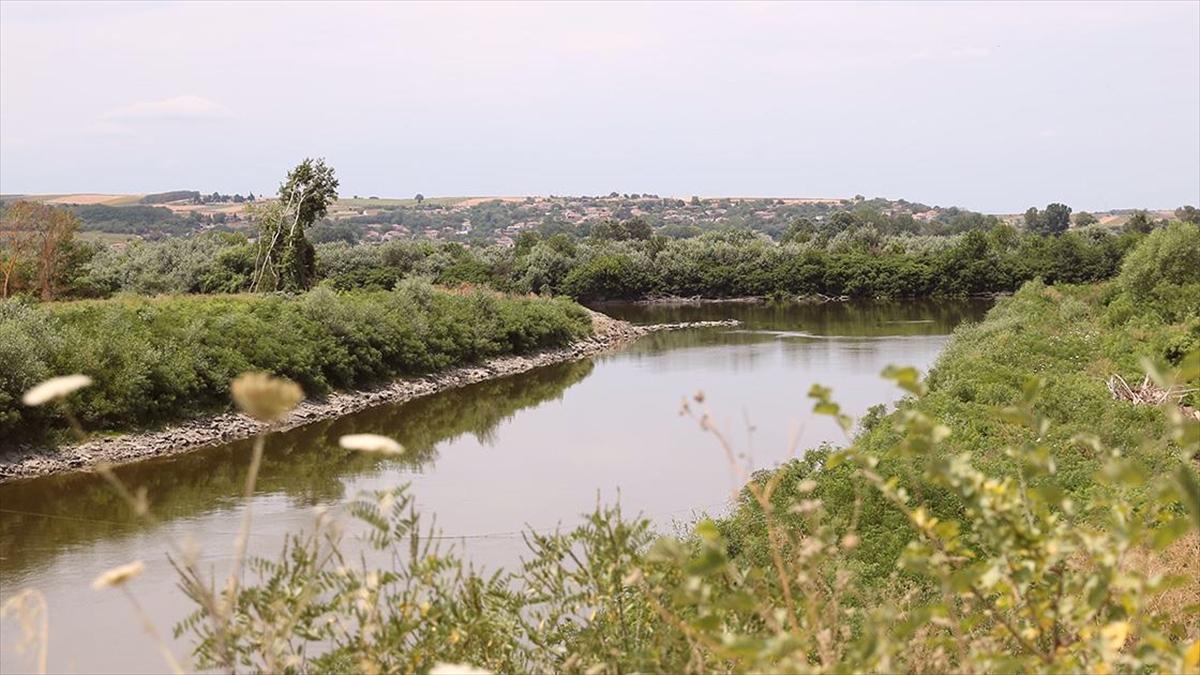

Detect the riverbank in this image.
[718,278,1198,582]
[0,311,737,483]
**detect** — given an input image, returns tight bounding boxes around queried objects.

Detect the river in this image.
[0,299,990,673]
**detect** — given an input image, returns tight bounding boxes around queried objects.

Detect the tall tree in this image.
[1024,206,1042,232]
[1042,203,1072,235]
[1025,204,1071,236]
[0,201,79,300]
[252,158,339,292]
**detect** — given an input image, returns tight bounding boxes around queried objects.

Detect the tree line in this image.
[30,218,1155,302]
[141,190,257,205]
[3,158,1195,303]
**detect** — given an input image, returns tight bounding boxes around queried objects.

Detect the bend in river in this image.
[0,298,991,674]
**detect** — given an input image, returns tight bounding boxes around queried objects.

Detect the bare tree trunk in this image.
[38,235,53,301]
[39,269,51,300]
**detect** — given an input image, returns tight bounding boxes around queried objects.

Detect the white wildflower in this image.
[230,372,303,422]
[22,375,92,406]
[91,560,144,590]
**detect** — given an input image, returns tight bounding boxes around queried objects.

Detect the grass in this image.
[719,278,1196,582]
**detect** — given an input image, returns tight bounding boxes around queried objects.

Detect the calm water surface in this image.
[0,299,990,673]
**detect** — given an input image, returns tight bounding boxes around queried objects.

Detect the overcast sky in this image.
[1,1,1197,212]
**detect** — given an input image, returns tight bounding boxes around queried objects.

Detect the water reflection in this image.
[595,298,990,336]
[0,360,593,577]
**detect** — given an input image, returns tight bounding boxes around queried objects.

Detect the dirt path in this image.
[0,313,736,483]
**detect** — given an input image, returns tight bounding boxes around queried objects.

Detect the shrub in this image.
[561,253,648,300]
[0,284,591,442]
[1117,221,1200,322]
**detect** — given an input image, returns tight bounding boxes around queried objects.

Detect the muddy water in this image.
[0,299,990,673]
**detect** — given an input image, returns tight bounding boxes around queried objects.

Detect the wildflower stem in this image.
[120,587,184,674]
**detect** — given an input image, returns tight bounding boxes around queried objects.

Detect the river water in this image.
[0,299,990,673]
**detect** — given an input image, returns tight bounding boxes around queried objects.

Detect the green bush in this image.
[1117,221,1200,322]
[0,284,591,442]
[560,253,648,300]
[1120,221,1200,296]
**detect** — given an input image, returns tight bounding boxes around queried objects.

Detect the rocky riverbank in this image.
[0,312,737,483]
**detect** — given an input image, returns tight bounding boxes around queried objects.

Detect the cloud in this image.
[104,95,231,120]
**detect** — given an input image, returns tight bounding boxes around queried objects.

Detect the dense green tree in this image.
[780,217,816,244]
[1024,203,1071,236]
[309,220,360,245]
[590,217,652,241]
[513,231,540,257]
[560,253,647,299]
[1023,206,1042,232]
[1073,211,1098,226]
[827,211,859,232]
[1042,202,1072,235]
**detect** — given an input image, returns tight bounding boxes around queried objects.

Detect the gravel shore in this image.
[0,312,736,483]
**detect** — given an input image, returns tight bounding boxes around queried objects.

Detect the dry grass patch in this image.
[1125,533,1200,640]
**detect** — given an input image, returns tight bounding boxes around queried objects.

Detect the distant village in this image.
[4,191,1167,244]
[318,193,966,245]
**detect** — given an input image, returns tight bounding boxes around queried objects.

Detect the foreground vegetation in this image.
[6,219,1188,673]
[0,282,591,443]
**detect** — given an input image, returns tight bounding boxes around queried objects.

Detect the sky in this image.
[1,1,1198,213]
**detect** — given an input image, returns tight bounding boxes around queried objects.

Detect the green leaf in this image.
[1179,349,1200,383]
[1021,376,1046,404]
[694,519,721,542]
[813,401,840,416]
[882,364,927,396]
[1151,516,1191,550]
[685,548,726,576]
